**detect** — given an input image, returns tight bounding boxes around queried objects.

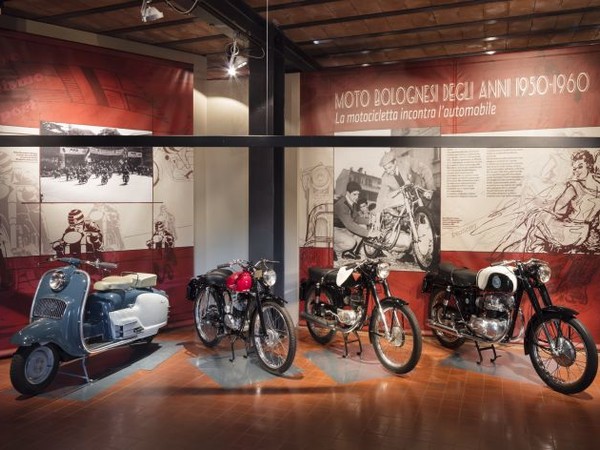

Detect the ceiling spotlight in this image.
[141,0,164,23]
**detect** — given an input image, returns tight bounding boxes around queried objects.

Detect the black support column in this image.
[248,28,285,295]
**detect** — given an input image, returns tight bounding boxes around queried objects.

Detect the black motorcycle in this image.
[422,258,598,394]
[187,258,297,375]
[301,258,422,374]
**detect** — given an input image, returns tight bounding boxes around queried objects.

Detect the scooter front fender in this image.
[10,318,81,358]
[523,306,579,355]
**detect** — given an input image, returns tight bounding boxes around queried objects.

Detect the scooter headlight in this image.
[377,262,390,280]
[263,269,277,287]
[49,270,67,292]
[537,263,551,284]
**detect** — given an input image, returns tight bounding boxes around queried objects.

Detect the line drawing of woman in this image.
[499,149,600,254]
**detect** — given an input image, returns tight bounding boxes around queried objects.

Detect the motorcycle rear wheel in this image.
[527,314,598,394]
[10,345,60,395]
[370,300,422,374]
[304,286,336,344]
[412,207,438,271]
[428,289,466,349]
[193,287,223,347]
[252,301,297,375]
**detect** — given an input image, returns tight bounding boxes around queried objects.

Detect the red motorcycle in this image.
[187,258,297,374]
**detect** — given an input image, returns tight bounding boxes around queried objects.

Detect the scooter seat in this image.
[94,273,157,291]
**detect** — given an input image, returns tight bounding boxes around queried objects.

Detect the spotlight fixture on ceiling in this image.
[226,38,245,77]
[225,36,264,78]
[141,0,164,23]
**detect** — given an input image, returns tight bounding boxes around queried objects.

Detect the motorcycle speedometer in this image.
[376,262,390,280]
[537,263,551,283]
[49,270,67,292]
[263,269,277,287]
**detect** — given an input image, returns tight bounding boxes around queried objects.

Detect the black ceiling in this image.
[3,0,600,79]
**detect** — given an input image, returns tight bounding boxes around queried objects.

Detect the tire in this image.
[370,300,422,374]
[193,287,223,347]
[526,314,598,394]
[10,345,60,395]
[304,286,336,344]
[252,301,297,375]
[363,238,384,258]
[412,207,438,271]
[428,289,466,349]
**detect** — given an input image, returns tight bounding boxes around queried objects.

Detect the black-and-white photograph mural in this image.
[0,140,42,261]
[41,203,153,256]
[39,122,153,203]
[334,129,441,271]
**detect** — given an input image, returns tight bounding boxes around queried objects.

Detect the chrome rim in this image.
[25,347,55,385]
[254,305,290,370]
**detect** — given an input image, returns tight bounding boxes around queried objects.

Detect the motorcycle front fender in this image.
[10,318,81,359]
[523,306,579,355]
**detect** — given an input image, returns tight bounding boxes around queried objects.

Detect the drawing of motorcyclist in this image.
[51,208,103,257]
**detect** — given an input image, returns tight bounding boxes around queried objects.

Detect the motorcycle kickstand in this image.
[58,355,92,384]
[229,336,238,363]
[475,341,500,365]
[342,330,363,359]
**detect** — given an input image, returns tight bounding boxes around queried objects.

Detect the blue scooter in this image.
[10,257,169,395]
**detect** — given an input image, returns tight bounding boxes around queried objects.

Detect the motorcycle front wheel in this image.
[428,289,466,349]
[527,314,598,395]
[412,207,438,271]
[370,300,422,374]
[252,301,297,375]
[304,286,336,344]
[193,287,223,347]
[10,345,60,395]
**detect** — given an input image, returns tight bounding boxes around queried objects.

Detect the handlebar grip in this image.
[102,262,118,269]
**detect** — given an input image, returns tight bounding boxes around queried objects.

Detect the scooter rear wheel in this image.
[10,345,60,396]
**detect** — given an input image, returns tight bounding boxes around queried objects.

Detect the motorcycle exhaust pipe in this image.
[427,320,461,337]
[300,311,336,329]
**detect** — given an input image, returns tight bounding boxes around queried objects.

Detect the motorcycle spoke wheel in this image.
[252,301,297,374]
[370,300,422,374]
[304,287,336,344]
[412,207,438,271]
[527,316,598,394]
[10,345,60,395]
[193,288,222,347]
[428,290,465,349]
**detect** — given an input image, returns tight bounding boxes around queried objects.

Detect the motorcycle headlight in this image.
[537,263,551,284]
[49,270,67,292]
[263,269,277,287]
[376,262,390,280]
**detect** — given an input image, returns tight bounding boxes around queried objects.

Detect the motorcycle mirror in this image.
[336,265,354,287]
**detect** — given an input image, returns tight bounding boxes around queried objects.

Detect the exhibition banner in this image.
[299,46,600,341]
[0,30,195,354]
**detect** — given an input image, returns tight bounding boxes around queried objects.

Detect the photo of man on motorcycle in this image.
[365,149,440,270]
[333,181,376,261]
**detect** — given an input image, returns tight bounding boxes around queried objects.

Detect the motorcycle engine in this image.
[224,293,246,330]
[337,287,364,326]
[467,293,515,341]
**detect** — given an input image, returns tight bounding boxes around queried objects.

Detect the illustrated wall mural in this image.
[0,29,194,355]
[299,46,600,341]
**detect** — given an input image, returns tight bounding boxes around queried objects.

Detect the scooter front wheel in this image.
[10,345,60,395]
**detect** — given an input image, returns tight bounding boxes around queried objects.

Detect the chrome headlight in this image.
[263,269,277,287]
[537,263,551,284]
[376,262,390,280]
[49,270,67,292]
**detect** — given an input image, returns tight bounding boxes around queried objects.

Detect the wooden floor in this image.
[1,326,599,450]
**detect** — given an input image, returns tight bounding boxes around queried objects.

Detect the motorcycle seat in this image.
[204,268,233,286]
[94,273,157,291]
[438,262,477,287]
[308,267,338,284]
